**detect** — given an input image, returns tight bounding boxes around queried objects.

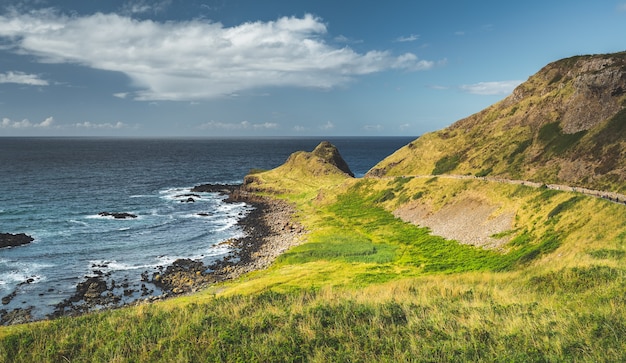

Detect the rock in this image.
[151,258,216,294]
[0,233,34,249]
[175,193,201,199]
[1,307,33,326]
[98,212,137,219]
[191,183,240,194]
[2,291,16,305]
[182,197,195,203]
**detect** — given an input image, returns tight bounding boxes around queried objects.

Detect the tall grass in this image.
[3,170,626,361]
[3,272,626,362]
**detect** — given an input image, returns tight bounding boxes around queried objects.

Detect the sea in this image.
[0,137,414,321]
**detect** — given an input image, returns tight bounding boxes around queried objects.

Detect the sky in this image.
[0,0,625,137]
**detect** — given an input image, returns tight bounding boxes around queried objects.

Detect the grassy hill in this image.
[3,52,626,362]
[367,52,626,193]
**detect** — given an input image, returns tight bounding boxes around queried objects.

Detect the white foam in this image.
[213,218,239,232]
[88,259,158,272]
[0,261,51,286]
[86,213,141,220]
[69,219,89,226]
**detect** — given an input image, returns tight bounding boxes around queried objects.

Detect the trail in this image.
[367,174,626,205]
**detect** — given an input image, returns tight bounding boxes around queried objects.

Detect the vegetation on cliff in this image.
[367,52,626,193]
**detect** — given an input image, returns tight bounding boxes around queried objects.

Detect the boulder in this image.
[0,233,34,249]
[98,212,137,219]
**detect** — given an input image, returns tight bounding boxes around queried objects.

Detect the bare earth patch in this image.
[394,197,515,249]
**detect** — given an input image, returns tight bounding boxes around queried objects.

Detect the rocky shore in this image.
[148,185,306,293]
[1,184,305,325]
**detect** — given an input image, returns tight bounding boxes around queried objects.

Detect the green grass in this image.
[432,154,461,175]
[538,122,587,156]
[4,273,626,362]
[3,158,626,361]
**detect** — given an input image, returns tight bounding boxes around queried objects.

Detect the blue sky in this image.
[0,0,625,137]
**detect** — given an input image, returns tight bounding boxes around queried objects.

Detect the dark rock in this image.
[0,233,34,249]
[182,197,195,203]
[1,307,32,325]
[191,183,240,194]
[175,193,201,199]
[2,291,16,305]
[151,258,216,294]
[98,212,137,219]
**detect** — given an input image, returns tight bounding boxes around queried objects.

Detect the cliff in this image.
[367,51,626,193]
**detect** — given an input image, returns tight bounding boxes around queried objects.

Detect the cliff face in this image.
[367,51,626,193]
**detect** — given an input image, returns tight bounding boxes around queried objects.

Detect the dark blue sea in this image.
[0,137,413,321]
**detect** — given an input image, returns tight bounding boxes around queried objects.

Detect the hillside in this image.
[367,51,626,193]
[3,53,626,362]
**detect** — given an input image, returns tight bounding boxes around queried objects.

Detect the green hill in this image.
[367,52,626,193]
[3,52,626,362]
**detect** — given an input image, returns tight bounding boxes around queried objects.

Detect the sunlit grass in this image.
[3,161,626,361]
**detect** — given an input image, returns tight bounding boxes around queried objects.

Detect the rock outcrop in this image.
[310,141,355,177]
[98,212,137,219]
[0,233,33,249]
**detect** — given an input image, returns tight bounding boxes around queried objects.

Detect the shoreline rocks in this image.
[0,233,34,249]
[1,184,305,325]
[98,212,137,219]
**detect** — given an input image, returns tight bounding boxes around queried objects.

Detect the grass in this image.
[4,271,626,362]
[3,151,626,361]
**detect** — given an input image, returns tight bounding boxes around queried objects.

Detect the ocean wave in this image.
[69,219,90,226]
[88,259,161,273]
[85,213,142,220]
[0,261,52,286]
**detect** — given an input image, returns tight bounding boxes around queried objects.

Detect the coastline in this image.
[1,185,305,325]
[151,185,306,294]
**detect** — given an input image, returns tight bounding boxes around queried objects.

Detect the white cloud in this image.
[0,116,131,130]
[619,3,626,11]
[113,92,129,99]
[334,35,363,44]
[1,116,54,128]
[199,120,278,130]
[394,34,419,42]
[74,121,127,129]
[120,0,172,15]
[459,80,523,95]
[319,121,334,130]
[0,71,48,86]
[0,11,435,101]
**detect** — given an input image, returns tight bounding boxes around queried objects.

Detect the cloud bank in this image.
[1,116,54,128]
[459,80,522,95]
[1,116,128,130]
[0,10,434,101]
[0,71,48,86]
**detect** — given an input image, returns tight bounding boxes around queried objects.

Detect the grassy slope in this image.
[367,53,626,193]
[4,155,626,362]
